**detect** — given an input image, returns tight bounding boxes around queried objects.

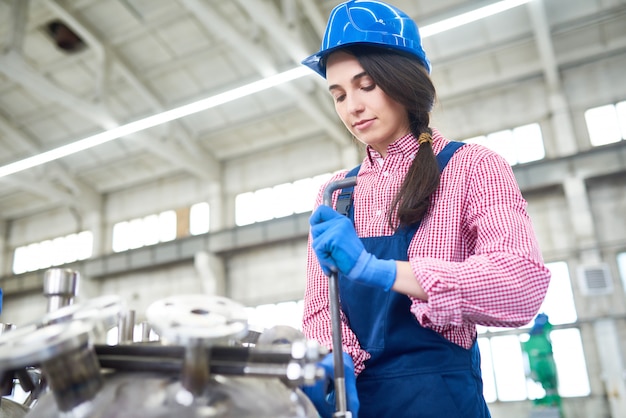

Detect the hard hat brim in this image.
[301,42,431,78]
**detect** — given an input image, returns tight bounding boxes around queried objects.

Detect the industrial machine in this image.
[0,268,324,417]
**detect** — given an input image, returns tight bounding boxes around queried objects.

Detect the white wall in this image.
[227,241,308,306]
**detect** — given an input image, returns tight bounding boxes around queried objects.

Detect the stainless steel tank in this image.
[0,293,323,417]
[1,322,30,418]
[0,397,30,418]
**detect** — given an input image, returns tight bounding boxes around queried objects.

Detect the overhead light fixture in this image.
[420,0,533,37]
[0,67,310,178]
[0,0,532,179]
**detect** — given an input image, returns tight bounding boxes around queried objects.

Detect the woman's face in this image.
[326,51,410,157]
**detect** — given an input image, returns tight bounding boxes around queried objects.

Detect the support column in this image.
[82,209,104,257]
[528,0,578,157]
[593,319,626,418]
[77,208,104,301]
[206,180,225,231]
[562,177,599,263]
[193,251,225,296]
[563,175,625,417]
[0,220,6,275]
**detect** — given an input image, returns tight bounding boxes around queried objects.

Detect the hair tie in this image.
[417,132,432,145]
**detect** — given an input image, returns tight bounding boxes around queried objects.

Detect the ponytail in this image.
[349,45,441,228]
[391,129,440,227]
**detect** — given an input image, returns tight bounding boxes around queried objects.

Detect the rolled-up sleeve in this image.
[409,148,551,337]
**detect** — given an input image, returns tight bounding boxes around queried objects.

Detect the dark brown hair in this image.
[340,45,440,227]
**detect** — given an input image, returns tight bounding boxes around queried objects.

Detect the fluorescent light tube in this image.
[0,0,532,178]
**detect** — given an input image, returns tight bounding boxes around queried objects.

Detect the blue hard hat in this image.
[302,0,431,77]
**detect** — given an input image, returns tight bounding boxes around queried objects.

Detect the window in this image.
[618,252,626,293]
[463,123,545,165]
[112,210,176,252]
[513,124,546,163]
[12,231,93,274]
[235,192,257,226]
[523,262,589,398]
[235,173,332,226]
[585,101,626,146]
[479,261,590,403]
[292,178,324,214]
[189,202,210,235]
[489,335,527,401]
[245,300,304,332]
[619,101,626,140]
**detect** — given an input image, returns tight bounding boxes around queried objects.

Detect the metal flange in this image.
[0,321,89,372]
[41,295,123,327]
[146,294,248,345]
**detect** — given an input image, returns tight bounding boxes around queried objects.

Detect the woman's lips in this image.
[353,119,374,130]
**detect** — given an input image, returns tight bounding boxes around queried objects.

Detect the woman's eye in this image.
[361,84,375,91]
[334,94,346,103]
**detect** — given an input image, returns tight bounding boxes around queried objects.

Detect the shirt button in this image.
[383,171,389,177]
[376,210,382,216]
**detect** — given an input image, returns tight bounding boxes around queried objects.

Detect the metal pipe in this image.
[95,355,323,384]
[0,321,101,413]
[43,268,79,313]
[117,309,136,344]
[42,345,103,412]
[139,321,152,342]
[181,341,210,397]
[94,344,310,364]
[322,176,357,418]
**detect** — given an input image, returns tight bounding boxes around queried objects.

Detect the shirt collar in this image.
[362,129,448,169]
[364,132,420,164]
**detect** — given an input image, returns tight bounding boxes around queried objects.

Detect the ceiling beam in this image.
[297,0,328,38]
[48,0,221,180]
[0,113,101,214]
[8,0,29,52]
[234,0,347,141]
[183,0,348,148]
[0,51,118,128]
[2,0,220,184]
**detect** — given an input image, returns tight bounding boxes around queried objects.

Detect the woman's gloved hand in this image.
[310,206,397,291]
[302,352,359,418]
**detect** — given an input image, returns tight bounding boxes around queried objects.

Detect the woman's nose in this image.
[346,94,365,114]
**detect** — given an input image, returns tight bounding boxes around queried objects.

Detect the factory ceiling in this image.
[0,0,624,221]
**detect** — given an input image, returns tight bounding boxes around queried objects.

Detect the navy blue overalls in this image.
[335,142,491,418]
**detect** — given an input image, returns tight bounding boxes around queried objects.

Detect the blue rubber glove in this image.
[302,352,359,418]
[310,206,397,291]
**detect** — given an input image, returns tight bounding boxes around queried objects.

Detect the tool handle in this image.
[322,177,357,208]
[329,271,347,412]
[321,176,357,415]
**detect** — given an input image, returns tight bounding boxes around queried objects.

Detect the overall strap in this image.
[335,141,466,217]
[336,164,361,217]
[436,141,465,171]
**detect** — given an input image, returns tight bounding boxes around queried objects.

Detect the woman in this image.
[301,1,551,417]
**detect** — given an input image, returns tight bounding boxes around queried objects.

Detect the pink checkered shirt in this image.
[303,129,551,374]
